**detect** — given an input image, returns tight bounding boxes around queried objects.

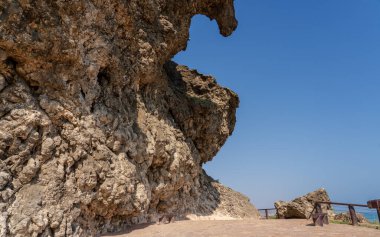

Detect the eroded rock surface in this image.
[333,212,370,224]
[189,171,259,220]
[274,188,332,219]
[0,0,258,236]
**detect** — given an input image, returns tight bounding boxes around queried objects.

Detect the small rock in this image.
[0,172,11,190]
[0,48,6,61]
[334,212,370,223]
[0,74,6,92]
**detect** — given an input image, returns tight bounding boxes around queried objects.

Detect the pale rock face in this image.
[334,212,370,224]
[274,188,332,219]
[0,0,258,236]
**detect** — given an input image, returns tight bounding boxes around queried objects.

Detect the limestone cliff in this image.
[0,0,258,236]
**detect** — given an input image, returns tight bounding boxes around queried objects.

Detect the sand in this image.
[103,219,380,237]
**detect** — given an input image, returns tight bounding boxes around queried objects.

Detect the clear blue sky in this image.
[174,0,380,208]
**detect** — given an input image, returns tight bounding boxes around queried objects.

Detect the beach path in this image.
[103,219,379,237]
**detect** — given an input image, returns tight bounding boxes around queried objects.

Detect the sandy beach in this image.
[104,219,380,237]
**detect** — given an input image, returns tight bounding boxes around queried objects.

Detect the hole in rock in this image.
[29,84,40,94]
[97,68,110,87]
[173,14,229,76]
[4,57,16,68]
[80,89,86,100]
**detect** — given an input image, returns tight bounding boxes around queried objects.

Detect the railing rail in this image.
[315,201,367,207]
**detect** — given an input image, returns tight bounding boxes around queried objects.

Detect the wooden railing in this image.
[259,199,380,226]
[257,208,277,219]
[312,200,379,226]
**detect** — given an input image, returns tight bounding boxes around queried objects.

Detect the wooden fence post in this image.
[348,205,358,226]
[367,199,380,223]
[265,209,269,219]
[315,203,322,214]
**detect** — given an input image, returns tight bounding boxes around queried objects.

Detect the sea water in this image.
[362,212,379,223]
[333,206,379,223]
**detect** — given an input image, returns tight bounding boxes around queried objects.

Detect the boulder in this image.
[274,188,332,219]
